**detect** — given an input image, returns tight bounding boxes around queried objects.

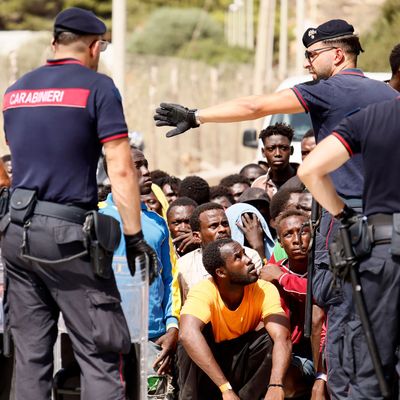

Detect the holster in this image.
[329,216,372,281]
[348,216,372,259]
[83,211,121,279]
[9,188,37,226]
[391,213,400,256]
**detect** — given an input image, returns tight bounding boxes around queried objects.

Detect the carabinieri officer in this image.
[2,7,156,400]
[298,97,400,399]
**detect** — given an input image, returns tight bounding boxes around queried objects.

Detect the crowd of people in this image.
[2,6,400,400]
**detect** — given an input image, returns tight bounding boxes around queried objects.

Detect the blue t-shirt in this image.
[333,97,400,216]
[292,69,397,198]
[2,58,128,209]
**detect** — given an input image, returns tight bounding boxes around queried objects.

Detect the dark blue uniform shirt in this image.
[292,69,397,198]
[333,97,400,216]
[2,58,128,209]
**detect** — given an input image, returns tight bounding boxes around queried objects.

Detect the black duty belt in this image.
[34,201,88,225]
[368,214,393,245]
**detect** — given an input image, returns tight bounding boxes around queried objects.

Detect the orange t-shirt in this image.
[181,278,284,343]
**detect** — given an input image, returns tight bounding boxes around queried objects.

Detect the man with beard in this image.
[177,238,291,400]
[176,202,262,303]
[101,147,180,398]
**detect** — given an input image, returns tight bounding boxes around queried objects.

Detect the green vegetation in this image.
[128,7,253,65]
[359,0,400,72]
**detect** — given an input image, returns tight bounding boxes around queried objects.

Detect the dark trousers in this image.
[177,325,273,400]
[314,213,400,399]
[2,215,130,400]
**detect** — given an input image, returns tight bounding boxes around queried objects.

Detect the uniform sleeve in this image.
[332,109,365,156]
[278,273,307,302]
[292,80,333,115]
[93,75,128,143]
[180,281,213,324]
[257,281,285,319]
[159,220,179,330]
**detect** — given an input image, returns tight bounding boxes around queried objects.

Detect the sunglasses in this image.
[89,39,109,52]
[304,46,337,61]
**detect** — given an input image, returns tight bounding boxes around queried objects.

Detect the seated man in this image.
[177,202,262,303]
[260,209,325,397]
[167,196,200,257]
[178,238,291,400]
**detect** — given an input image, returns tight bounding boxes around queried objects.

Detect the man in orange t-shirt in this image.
[178,238,291,400]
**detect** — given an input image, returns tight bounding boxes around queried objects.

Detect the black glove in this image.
[125,231,158,284]
[334,204,358,227]
[154,102,199,137]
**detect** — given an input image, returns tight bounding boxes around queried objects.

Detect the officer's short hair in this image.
[322,35,364,58]
[190,202,224,232]
[202,238,234,278]
[259,123,294,145]
[389,44,400,75]
[54,31,82,45]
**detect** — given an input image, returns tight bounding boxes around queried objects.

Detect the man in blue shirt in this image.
[101,147,179,398]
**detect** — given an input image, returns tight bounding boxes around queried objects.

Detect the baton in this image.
[304,199,320,338]
[339,225,391,399]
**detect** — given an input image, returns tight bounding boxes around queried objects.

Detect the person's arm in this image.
[297,135,349,216]
[154,90,304,137]
[260,264,307,301]
[197,89,304,123]
[103,138,141,235]
[180,314,240,399]
[263,313,292,400]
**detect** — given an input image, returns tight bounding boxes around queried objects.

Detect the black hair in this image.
[239,163,265,175]
[275,209,309,233]
[98,184,112,202]
[302,129,314,140]
[159,175,181,191]
[150,170,170,185]
[1,154,11,163]
[269,187,304,220]
[189,202,224,232]
[209,185,235,204]
[389,43,400,75]
[179,175,210,205]
[322,35,364,59]
[166,197,198,219]
[202,238,234,278]
[259,122,294,145]
[54,31,82,45]
[219,174,251,188]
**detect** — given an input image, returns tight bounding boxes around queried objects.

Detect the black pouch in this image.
[348,216,372,259]
[83,211,121,279]
[9,188,37,225]
[390,213,400,256]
